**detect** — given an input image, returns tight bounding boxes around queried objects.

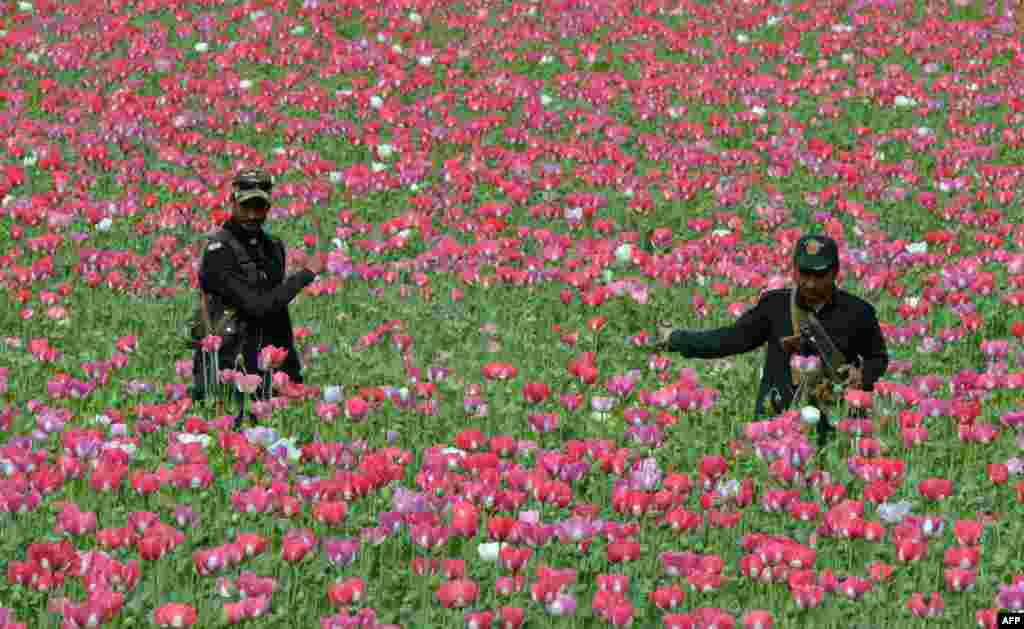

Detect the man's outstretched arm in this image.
[662,296,773,359]
[857,304,889,390]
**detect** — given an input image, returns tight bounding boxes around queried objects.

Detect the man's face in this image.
[232,198,270,233]
[793,262,836,307]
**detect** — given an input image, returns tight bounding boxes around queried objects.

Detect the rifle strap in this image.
[199,289,214,338]
[790,288,851,407]
[789,289,807,388]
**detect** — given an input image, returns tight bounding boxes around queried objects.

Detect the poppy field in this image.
[3,0,1024,627]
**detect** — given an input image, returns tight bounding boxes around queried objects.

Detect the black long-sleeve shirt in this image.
[194,220,315,385]
[667,288,889,417]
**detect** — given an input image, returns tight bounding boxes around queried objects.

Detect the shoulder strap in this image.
[207,229,267,285]
[791,289,848,379]
[790,289,806,388]
[266,234,286,267]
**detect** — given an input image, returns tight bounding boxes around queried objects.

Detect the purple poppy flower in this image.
[323,537,360,566]
[629,457,663,491]
[392,487,428,514]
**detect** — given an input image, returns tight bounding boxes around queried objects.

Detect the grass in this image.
[1,0,1024,627]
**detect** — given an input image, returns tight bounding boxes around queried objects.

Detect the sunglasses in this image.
[798,267,834,279]
[234,181,273,192]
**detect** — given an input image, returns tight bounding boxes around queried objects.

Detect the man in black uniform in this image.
[190,169,325,409]
[654,234,888,423]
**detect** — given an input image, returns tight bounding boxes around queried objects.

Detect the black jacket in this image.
[667,287,888,417]
[193,220,315,388]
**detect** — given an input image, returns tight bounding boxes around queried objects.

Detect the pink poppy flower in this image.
[345,396,368,421]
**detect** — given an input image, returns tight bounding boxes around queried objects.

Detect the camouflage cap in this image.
[232,169,273,207]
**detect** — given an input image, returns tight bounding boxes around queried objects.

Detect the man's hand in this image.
[846,366,863,390]
[780,334,801,355]
[652,322,674,351]
[303,251,326,276]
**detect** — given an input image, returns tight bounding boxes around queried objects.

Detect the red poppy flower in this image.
[154,603,198,627]
[522,382,550,404]
[740,554,766,581]
[482,362,518,381]
[664,613,699,629]
[742,610,774,629]
[235,533,269,558]
[863,480,898,503]
[953,519,984,545]
[606,540,641,563]
[650,584,686,610]
[943,568,976,592]
[664,508,703,533]
[988,463,1009,485]
[788,501,820,522]
[495,606,524,629]
[896,539,928,562]
[792,584,824,609]
[454,429,486,451]
[499,546,533,573]
[918,478,954,501]
[327,577,365,607]
[436,579,479,608]
[906,592,944,618]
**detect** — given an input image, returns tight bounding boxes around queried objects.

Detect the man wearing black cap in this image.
[653,234,889,422]
[190,169,325,413]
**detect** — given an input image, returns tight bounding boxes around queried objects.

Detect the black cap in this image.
[794,235,839,272]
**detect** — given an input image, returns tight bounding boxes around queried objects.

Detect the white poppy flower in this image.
[477,542,504,561]
[800,406,821,425]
